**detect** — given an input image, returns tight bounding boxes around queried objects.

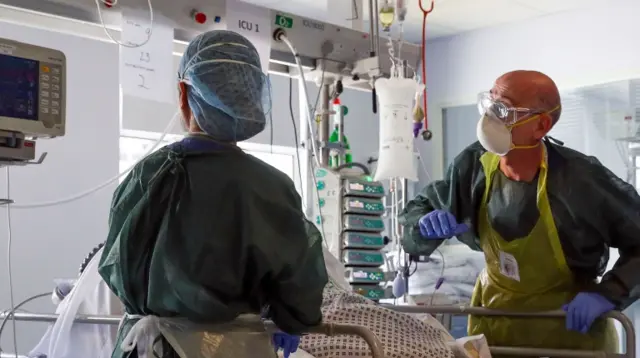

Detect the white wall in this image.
[0,22,120,353]
[421,0,640,181]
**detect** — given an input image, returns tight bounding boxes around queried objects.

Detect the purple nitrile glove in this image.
[272,332,300,358]
[413,122,422,138]
[562,292,615,334]
[418,210,469,239]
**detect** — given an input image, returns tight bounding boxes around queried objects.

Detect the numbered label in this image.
[238,20,260,33]
[139,51,150,62]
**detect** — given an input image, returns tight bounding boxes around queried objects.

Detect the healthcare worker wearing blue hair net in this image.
[99,30,327,358]
[399,70,640,357]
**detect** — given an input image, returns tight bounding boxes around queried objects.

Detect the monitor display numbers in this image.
[0,54,39,121]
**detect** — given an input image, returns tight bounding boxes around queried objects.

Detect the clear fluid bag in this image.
[374,76,425,182]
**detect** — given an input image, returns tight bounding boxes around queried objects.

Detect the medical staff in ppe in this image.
[399,70,640,356]
[98,30,327,358]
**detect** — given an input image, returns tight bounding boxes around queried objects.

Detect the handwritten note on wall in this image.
[120,8,174,103]
[225,1,272,74]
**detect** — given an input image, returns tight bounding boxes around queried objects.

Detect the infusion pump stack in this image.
[312,167,391,301]
[0,37,67,163]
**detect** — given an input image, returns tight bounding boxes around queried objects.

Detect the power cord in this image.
[429,249,446,306]
[8,112,177,209]
[268,74,274,153]
[280,30,332,247]
[4,167,17,357]
[0,292,50,355]
[288,73,330,248]
[94,0,154,48]
[1,113,174,356]
[288,77,304,201]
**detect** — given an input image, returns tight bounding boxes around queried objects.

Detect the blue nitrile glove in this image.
[272,332,300,358]
[418,210,469,239]
[562,292,615,334]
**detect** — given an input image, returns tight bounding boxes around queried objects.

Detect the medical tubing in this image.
[277,32,331,248]
[429,249,446,305]
[334,162,371,175]
[277,33,321,167]
[0,292,50,353]
[94,0,154,48]
[4,168,18,358]
[7,112,179,209]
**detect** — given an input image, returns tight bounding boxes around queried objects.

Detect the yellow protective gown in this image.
[468,149,618,355]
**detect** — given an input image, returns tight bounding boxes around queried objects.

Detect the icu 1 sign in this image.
[303,19,325,31]
[238,20,260,33]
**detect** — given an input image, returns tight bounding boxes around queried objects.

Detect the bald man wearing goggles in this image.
[400,70,640,355]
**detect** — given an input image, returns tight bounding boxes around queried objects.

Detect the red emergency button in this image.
[191,10,207,24]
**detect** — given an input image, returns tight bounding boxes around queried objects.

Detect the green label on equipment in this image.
[275,14,293,29]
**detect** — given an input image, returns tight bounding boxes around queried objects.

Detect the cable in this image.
[0,292,50,354]
[1,0,161,210]
[288,76,329,248]
[3,0,168,209]
[429,249,446,306]
[288,77,304,203]
[268,74,274,153]
[416,150,432,182]
[94,0,154,48]
[2,113,174,353]
[4,168,17,357]
[280,33,331,247]
[6,112,178,209]
[2,2,154,350]
[278,34,321,168]
[334,162,370,175]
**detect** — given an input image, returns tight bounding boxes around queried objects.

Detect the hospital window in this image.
[119,136,298,188]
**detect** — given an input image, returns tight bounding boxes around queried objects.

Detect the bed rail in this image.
[382,304,635,358]
[0,312,386,358]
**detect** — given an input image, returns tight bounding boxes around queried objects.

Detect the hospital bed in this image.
[1,306,636,358]
[383,304,636,358]
[0,311,385,358]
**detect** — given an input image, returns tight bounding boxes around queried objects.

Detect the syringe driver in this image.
[0,37,66,161]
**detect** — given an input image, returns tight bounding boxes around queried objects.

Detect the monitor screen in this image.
[0,53,39,121]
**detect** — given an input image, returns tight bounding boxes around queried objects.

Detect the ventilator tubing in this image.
[374,77,424,182]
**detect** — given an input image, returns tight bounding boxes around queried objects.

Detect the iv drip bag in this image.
[374,77,424,182]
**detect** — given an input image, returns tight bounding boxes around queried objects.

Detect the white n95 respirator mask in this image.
[476,114,545,156]
[476,114,513,156]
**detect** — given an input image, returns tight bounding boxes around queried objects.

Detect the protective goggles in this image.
[477,91,557,126]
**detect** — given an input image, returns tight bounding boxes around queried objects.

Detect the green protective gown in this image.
[98,136,328,358]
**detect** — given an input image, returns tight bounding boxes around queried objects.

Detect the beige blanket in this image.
[299,281,455,358]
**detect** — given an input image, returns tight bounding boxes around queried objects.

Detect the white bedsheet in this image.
[387,245,485,303]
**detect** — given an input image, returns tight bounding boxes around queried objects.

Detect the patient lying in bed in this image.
[295,248,489,358]
[30,246,489,358]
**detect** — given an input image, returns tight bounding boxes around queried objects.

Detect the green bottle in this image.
[328,98,352,168]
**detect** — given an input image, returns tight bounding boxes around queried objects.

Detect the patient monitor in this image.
[0,37,66,162]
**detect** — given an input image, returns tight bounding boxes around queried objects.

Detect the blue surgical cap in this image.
[178,30,270,142]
